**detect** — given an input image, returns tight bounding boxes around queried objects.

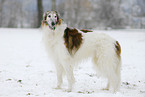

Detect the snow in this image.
[0,28,145,97]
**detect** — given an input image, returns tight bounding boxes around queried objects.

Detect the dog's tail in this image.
[93,40,121,92]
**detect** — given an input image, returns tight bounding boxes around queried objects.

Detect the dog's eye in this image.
[48,15,51,18]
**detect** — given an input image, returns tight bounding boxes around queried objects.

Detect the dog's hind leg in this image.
[93,53,121,92]
[55,64,64,89]
[107,71,120,93]
[63,64,75,92]
[103,79,110,90]
[107,57,121,93]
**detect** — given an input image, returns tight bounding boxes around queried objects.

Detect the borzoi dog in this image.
[41,11,121,92]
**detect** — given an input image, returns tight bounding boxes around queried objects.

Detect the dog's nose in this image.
[51,22,55,26]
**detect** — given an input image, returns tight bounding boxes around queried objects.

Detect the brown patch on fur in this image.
[41,12,49,28]
[64,27,83,55]
[80,29,93,33]
[57,18,62,25]
[41,20,48,28]
[54,11,61,25]
[115,41,121,57]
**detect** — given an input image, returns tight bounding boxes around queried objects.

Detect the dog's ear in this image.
[54,11,62,25]
[43,12,47,20]
[54,11,59,18]
[54,11,58,14]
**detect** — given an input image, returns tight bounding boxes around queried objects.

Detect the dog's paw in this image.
[63,88,72,92]
[102,88,109,91]
[54,86,61,90]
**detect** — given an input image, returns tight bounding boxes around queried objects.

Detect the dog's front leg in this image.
[63,64,75,92]
[55,64,64,89]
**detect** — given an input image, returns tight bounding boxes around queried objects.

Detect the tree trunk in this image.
[0,0,5,27]
[37,0,43,28]
[51,0,56,10]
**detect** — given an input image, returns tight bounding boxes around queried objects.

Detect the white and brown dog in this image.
[41,11,121,92]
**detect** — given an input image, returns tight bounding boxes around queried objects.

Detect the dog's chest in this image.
[47,34,64,49]
[47,34,67,54]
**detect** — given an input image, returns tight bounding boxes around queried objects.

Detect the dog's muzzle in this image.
[51,22,55,26]
[50,21,56,30]
[45,21,56,30]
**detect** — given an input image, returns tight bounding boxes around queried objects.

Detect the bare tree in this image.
[6,0,21,28]
[37,0,43,28]
[93,0,127,29]
[0,0,5,27]
[0,0,143,29]
[52,0,56,10]
[63,0,93,29]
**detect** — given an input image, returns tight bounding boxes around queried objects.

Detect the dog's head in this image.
[43,11,61,30]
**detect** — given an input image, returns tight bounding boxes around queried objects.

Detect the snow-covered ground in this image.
[0,28,145,97]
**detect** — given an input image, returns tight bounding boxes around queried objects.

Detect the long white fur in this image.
[42,22,121,92]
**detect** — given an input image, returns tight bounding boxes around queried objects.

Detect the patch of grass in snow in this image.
[26,93,31,95]
[122,82,130,85]
[17,80,22,83]
[6,79,12,81]
[26,65,31,67]
[77,91,94,94]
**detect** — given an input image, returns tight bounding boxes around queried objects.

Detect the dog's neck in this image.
[42,22,67,40]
